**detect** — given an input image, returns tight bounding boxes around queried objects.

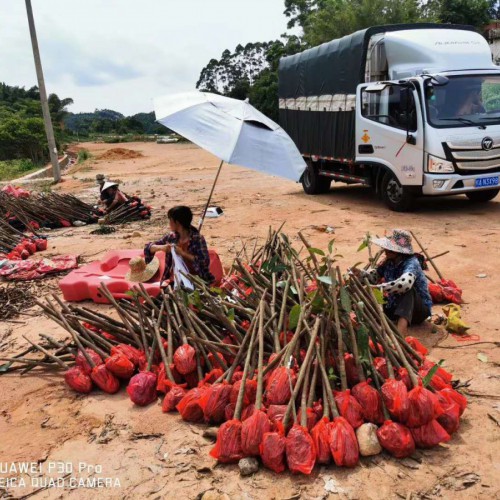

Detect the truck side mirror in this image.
[406,134,417,145]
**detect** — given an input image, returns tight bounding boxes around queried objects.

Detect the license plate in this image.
[475,176,499,188]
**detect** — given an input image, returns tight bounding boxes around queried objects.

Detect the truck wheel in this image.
[301,163,331,194]
[465,188,499,202]
[381,171,415,212]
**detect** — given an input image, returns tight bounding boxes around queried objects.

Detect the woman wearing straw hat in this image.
[352,229,432,335]
[144,205,214,286]
[101,181,128,213]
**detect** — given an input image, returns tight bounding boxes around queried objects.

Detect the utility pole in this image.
[25,0,60,182]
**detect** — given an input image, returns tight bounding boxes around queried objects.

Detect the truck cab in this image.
[279,24,500,210]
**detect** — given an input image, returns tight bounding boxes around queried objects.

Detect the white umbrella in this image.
[154,91,306,229]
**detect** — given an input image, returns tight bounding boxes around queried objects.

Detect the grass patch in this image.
[0,159,40,182]
[77,149,92,163]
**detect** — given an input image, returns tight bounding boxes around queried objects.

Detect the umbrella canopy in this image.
[154,91,306,182]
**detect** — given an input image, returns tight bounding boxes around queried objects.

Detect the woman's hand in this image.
[151,244,171,254]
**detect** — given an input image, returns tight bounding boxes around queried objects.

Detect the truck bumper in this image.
[422,172,499,195]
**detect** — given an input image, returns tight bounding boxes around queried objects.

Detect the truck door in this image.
[356,83,424,187]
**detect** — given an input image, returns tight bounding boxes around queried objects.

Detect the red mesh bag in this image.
[202,368,224,385]
[173,344,197,375]
[208,352,226,370]
[396,367,412,390]
[411,419,451,448]
[221,335,237,363]
[334,390,364,429]
[311,417,331,464]
[260,427,286,473]
[428,283,444,303]
[285,425,316,475]
[327,416,359,467]
[344,353,360,387]
[209,419,244,463]
[405,336,428,356]
[439,279,462,304]
[296,407,319,431]
[176,387,207,422]
[242,404,256,421]
[163,379,187,393]
[241,409,272,456]
[162,385,187,412]
[422,360,453,383]
[184,371,200,389]
[64,366,93,393]
[418,368,450,391]
[369,339,384,356]
[90,365,120,394]
[35,238,48,251]
[265,367,296,405]
[201,383,232,424]
[76,349,103,375]
[105,353,135,379]
[374,357,390,379]
[436,392,461,435]
[224,403,256,422]
[126,372,158,406]
[111,344,143,367]
[439,388,467,416]
[312,400,323,420]
[406,386,443,428]
[381,379,409,422]
[351,381,384,424]
[169,363,184,384]
[376,420,415,458]
[224,403,235,421]
[231,370,243,383]
[267,404,287,425]
[230,379,257,407]
[279,330,294,347]
[156,363,168,393]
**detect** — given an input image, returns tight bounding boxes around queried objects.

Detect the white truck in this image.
[278,23,500,210]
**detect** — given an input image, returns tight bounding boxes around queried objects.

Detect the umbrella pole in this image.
[198,159,224,232]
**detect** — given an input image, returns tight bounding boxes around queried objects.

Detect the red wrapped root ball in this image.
[376,420,415,458]
[173,344,197,375]
[90,365,120,394]
[64,366,93,394]
[127,372,158,406]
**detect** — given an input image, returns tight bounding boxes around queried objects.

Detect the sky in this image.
[1,0,291,116]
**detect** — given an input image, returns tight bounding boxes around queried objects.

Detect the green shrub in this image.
[77,149,92,163]
[0,159,38,181]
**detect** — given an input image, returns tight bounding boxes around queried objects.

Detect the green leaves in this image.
[308,247,325,257]
[227,308,235,322]
[422,360,444,388]
[340,287,352,312]
[188,290,203,310]
[372,288,386,305]
[289,304,302,330]
[357,241,368,252]
[317,275,333,286]
[357,324,370,363]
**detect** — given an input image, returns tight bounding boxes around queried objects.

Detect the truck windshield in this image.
[425,75,500,128]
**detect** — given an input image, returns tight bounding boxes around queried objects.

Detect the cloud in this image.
[0,0,290,115]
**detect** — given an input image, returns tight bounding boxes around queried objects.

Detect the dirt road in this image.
[1,142,499,499]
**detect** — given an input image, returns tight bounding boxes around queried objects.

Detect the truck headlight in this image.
[427,155,454,173]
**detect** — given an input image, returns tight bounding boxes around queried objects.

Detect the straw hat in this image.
[101,181,118,193]
[125,256,160,283]
[372,229,414,255]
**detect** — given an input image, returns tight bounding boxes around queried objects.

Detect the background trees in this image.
[196,0,500,121]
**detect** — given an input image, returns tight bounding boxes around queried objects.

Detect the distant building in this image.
[485,21,500,65]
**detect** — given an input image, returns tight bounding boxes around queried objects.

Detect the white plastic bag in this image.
[171,246,194,290]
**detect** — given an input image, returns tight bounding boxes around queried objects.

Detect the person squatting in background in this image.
[352,229,432,336]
